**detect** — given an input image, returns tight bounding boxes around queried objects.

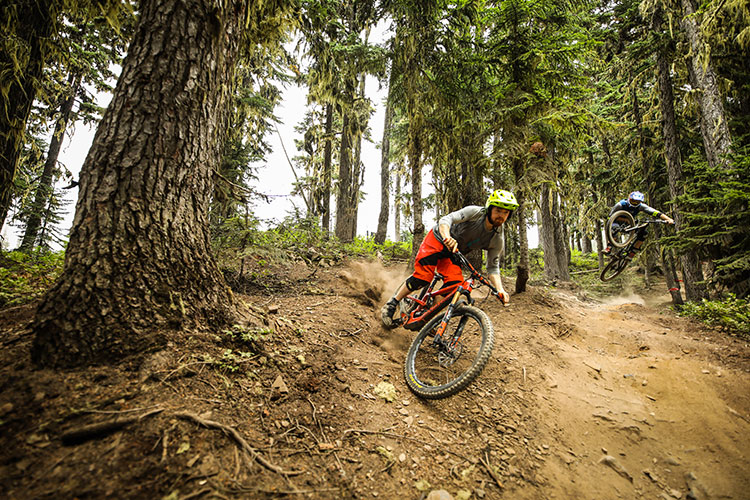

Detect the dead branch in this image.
[61,408,164,446]
[480,450,504,490]
[175,411,303,476]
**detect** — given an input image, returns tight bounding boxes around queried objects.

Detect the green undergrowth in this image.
[677,294,750,338]
[0,250,64,307]
[212,215,411,279]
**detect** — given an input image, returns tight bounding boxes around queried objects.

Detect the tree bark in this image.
[394,163,401,242]
[19,73,82,252]
[335,106,355,242]
[0,0,56,234]
[552,190,571,280]
[512,158,529,293]
[409,130,424,267]
[653,7,707,301]
[349,73,367,242]
[540,184,558,281]
[31,0,244,367]
[374,69,394,244]
[680,0,732,169]
[321,103,333,235]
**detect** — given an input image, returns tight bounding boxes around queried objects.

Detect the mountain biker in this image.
[381,189,518,328]
[604,191,674,257]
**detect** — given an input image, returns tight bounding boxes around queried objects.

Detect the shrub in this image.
[677,294,750,337]
[0,250,64,307]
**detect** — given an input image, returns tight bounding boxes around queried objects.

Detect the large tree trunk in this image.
[680,0,732,169]
[654,7,707,301]
[374,70,394,244]
[0,0,56,234]
[19,73,82,252]
[31,0,244,367]
[322,103,333,235]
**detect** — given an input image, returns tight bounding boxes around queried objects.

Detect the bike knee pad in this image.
[405,276,429,291]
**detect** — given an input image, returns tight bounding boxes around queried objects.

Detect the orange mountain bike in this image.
[395,252,499,399]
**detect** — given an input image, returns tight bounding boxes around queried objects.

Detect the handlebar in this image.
[454,251,501,297]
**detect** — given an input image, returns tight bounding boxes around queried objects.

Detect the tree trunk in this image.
[582,235,592,254]
[0,0,56,234]
[19,73,82,252]
[552,191,571,280]
[654,7,707,301]
[512,158,529,293]
[31,0,244,367]
[349,73,366,242]
[409,129,424,267]
[322,103,333,235]
[540,184,559,281]
[335,107,356,242]
[374,70,394,244]
[680,0,732,169]
[592,190,604,270]
[394,164,401,242]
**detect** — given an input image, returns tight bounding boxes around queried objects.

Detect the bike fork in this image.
[432,288,466,347]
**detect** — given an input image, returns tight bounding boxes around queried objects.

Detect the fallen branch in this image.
[480,450,504,490]
[175,411,303,476]
[61,408,164,446]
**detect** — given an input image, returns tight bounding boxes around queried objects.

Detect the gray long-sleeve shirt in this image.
[432,205,504,275]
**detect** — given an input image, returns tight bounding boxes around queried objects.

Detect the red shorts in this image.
[413,231,464,284]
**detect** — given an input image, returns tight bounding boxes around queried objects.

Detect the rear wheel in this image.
[404,305,494,399]
[600,256,629,281]
[607,210,636,248]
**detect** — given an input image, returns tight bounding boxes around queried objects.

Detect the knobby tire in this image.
[404,304,494,399]
[607,210,636,249]
[600,257,629,281]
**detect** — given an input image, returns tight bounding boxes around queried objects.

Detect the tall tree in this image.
[679,0,733,169]
[31,0,293,367]
[651,4,707,301]
[17,73,81,252]
[374,66,395,244]
[0,0,127,234]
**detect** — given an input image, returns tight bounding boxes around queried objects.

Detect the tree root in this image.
[61,408,164,445]
[174,411,303,476]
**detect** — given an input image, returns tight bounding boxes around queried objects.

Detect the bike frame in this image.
[398,252,497,333]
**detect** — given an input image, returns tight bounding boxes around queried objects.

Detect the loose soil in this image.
[1,259,748,499]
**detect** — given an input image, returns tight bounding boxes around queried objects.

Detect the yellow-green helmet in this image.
[486,189,519,211]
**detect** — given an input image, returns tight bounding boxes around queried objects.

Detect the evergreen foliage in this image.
[673,148,750,297]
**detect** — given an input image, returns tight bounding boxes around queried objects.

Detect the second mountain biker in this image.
[604,191,674,258]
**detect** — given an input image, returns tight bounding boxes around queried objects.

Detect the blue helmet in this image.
[628,191,645,206]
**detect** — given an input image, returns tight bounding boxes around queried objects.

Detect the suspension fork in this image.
[432,285,470,345]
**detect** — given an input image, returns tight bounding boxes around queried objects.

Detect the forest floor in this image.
[1,258,749,500]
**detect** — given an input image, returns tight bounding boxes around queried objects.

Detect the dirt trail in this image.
[1,259,748,499]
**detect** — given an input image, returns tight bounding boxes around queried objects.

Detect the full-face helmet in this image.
[628,191,645,206]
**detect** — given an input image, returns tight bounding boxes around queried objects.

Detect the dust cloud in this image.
[338,259,409,305]
[339,259,415,359]
[599,293,646,306]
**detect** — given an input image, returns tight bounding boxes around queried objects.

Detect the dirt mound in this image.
[1,259,749,499]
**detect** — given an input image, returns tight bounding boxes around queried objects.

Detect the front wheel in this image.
[600,256,629,282]
[607,210,636,248]
[404,305,494,399]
